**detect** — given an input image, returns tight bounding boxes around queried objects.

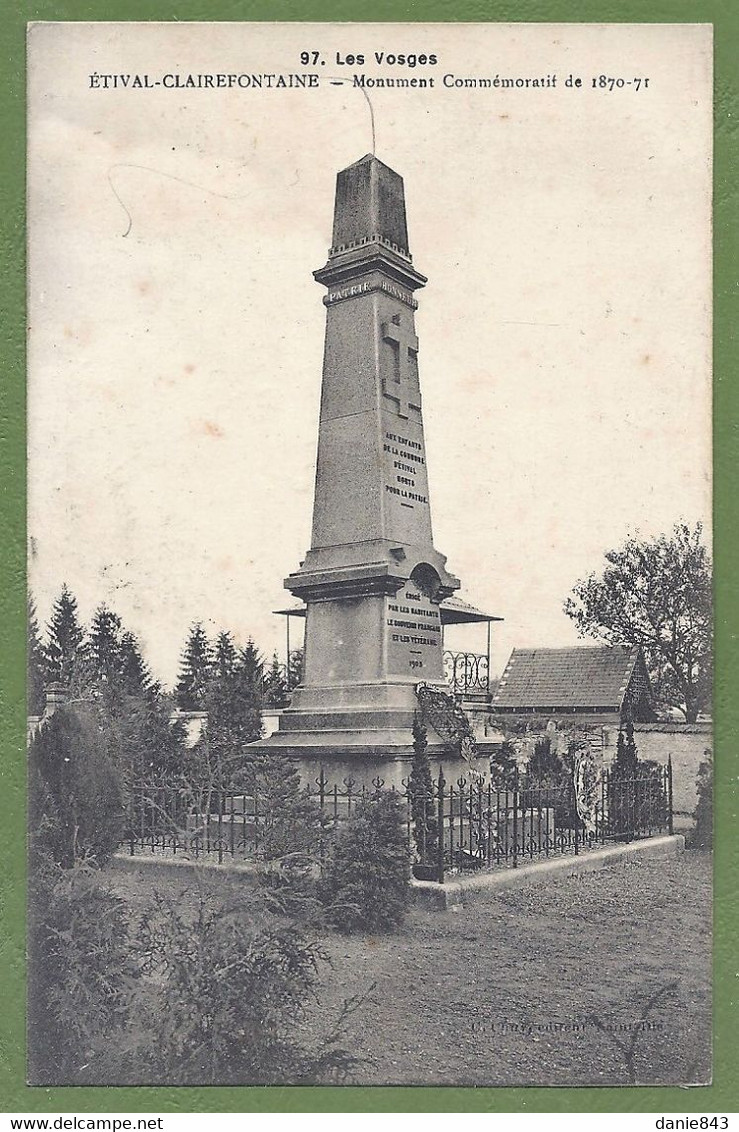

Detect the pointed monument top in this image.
[331,154,409,256]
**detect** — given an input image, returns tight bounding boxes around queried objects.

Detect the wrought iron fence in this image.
[443,650,489,697]
[407,762,672,882]
[122,759,673,881]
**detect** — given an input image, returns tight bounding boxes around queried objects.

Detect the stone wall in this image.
[478,710,711,829]
[170,710,209,749]
[602,722,712,822]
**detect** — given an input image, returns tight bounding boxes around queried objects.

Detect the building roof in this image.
[438,595,503,626]
[492,645,642,713]
[274,593,502,626]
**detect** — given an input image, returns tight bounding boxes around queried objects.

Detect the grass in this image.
[104,849,711,1087]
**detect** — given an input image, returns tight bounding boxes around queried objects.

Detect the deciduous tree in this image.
[564,523,711,722]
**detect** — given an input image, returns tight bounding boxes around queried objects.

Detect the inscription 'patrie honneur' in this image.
[325,278,418,308]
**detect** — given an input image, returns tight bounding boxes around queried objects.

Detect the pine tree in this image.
[409,714,438,863]
[28,592,47,716]
[612,722,640,778]
[624,719,639,772]
[203,632,264,782]
[83,605,124,705]
[119,632,154,699]
[264,653,289,709]
[46,584,85,687]
[610,723,642,838]
[250,752,321,861]
[239,638,264,689]
[213,631,238,681]
[205,631,240,775]
[125,695,188,783]
[175,624,213,710]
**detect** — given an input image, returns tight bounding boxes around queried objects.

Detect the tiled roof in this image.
[492,645,641,711]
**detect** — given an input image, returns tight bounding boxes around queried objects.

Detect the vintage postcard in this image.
[26,22,712,1088]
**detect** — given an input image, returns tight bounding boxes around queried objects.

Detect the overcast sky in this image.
[27,22,712,688]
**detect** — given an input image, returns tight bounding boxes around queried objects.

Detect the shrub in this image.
[135,893,355,1084]
[519,738,576,829]
[232,752,323,863]
[28,705,125,868]
[608,743,668,840]
[525,736,565,784]
[257,855,323,923]
[29,866,357,1086]
[692,749,713,850]
[490,740,518,791]
[318,790,410,933]
[27,861,138,1085]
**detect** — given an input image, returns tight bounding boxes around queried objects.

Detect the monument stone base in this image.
[249,744,494,793]
[249,681,496,789]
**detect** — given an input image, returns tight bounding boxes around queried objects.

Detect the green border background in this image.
[1,0,736,1115]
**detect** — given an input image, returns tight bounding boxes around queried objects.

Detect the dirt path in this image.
[299,853,712,1086]
[107,850,711,1087]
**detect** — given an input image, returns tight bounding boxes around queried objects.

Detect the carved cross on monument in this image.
[382,315,421,419]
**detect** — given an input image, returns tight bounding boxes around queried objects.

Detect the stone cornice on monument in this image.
[286,536,459,603]
[285,560,459,606]
[313,248,428,296]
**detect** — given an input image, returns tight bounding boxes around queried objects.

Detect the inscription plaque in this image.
[386,578,442,679]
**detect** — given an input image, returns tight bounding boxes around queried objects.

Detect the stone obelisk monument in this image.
[253,154,470,784]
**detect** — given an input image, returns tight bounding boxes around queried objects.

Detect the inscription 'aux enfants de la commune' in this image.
[383,428,428,506]
[380,321,428,502]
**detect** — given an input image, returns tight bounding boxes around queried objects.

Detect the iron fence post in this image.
[601,770,607,844]
[216,786,224,865]
[129,787,135,856]
[476,778,484,865]
[317,766,327,867]
[667,755,674,836]
[512,767,519,869]
[573,773,579,856]
[437,766,445,884]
